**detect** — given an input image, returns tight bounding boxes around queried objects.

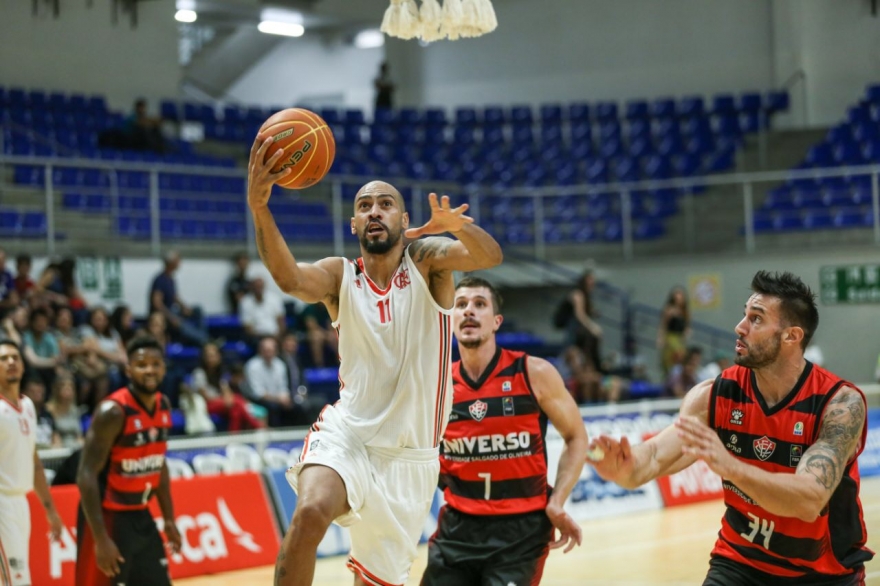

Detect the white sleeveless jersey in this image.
[0,395,36,495]
[333,247,453,449]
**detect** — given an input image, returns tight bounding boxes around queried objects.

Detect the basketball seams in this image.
[277,126,325,186]
[259,108,334,189]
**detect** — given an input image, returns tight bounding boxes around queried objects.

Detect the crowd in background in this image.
[0,246,337,445]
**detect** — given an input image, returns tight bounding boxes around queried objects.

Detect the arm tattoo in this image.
[274,550,287,585]
[798,389,865,492]
[408,238,452,263]
[256,227,267,258]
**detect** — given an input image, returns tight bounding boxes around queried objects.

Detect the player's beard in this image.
[359,222,401,254]
[734,333,782,369]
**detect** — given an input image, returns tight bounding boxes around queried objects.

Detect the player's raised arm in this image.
[527,356,588,553]
[588,378,712,489]
[247,135,343,304]
[77,401,126,577]
[405,193,503,273]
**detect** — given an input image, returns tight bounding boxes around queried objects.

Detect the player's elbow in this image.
[793,500,825,522]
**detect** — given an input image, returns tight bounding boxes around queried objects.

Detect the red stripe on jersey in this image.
[0,395,21,413]
[433,313,451,447]
[356,257,396,296]
[101,388,172,511]
[440,348,549,516]
[710,363,873,578]
[0,536,11,586]
[347,556,402,586]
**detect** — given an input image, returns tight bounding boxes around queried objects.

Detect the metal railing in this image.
[1,153,878,260]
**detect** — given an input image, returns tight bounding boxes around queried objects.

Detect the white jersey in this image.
[333,247,453,449]
[0,395,36,495]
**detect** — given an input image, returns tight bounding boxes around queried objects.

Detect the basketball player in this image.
[247,136,503,586]
[588,271,873,585]
[0,339,63,586]
[76,336,182,585]
[421,277,588,585]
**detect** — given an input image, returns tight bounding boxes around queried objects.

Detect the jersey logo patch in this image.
[469,400,488,421]
[149,427,159,441]
[753,436,776,461]
[502,396,515,416]
[729,409,744,426]
[134,419,143,430]
[790,445,803,467]
[502,381,512,392]
[393,268,411,290]
[793,421,804,436]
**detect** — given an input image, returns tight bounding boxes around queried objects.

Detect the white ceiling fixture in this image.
[259,7,305,37]
[354,28,384,49]
[175,9,198,23]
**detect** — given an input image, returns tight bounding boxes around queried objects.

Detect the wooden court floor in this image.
[180,477,880,585]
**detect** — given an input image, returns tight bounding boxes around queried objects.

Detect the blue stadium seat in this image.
[802,211,834,230]
[740,93,762,112]
[595,102,618,121]
[344,109,366,125]
[765,91,789,113]
[398,108,421,125]
[424,108,446,125]
[510,105,533,125]
[540,104,563,124]
[568,103,590,123]
[483,106,505,126]
[834,209,863,228]
[20,211,46,237]
[866,84,880,104]
[374,109,395,125]
[455,108,478,126]
[625,100,649,120]
[651,98,676,119]
[0,210,19,235]
[679,96,704,118]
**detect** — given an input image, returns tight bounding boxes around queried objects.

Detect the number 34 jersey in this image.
[333,247,453,450]
[709,362,873,579]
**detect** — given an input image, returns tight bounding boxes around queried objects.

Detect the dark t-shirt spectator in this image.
[150,272,176,313]
[227,274,251,315]
[0,269,13,302]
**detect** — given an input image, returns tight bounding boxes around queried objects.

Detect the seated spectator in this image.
[22,308,62,390]
[56,306,107,409]
[142,311,170,351]
[149,251,209,347]
[110,305,137,346]
[13,253,35,301]
[0,248,19,317]
[239,277,285,344]
[189,342,263,432]
[279,332,323,421]
[657,285,690,377]
[298,302,338,368]
[245,337,303,427]
[124,98,167,153]
[698,351,731,381]
[79,307,127,406]
[226,252,252,314]
[39,257,87,315]
[45,373,84,448]
[1,304,28,345]
[667,346,703,398]
[136,311,186,407]
[22,377,60,448]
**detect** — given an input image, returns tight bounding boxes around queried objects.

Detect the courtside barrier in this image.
[28,471,280,584]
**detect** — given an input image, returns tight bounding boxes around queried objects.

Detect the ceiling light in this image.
[354,29,384,49]
[258,21,305,37]
[175,9,197,23]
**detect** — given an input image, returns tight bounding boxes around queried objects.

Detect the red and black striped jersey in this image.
[100,388,172,511]
[709,362,874,579]
[440,348,549,516]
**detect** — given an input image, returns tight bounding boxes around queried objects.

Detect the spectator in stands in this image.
[0,248,19,317]
[1,304,28,346]
[149,250,209,347]
[110,305,137,346]
[45,372,84,448]
[142,311,170,351]
[137,311,186,408]
[124,98,166,153]
[279,332,322,422]
[225,252,251,314]
[698,351,731,381]
[298,302,337,368]
[22,376,60,448]
[239,277,286,344]
[22,307,63,390]
[13,253,35,301]
[190,342,263,432]
[667,346,702,398]
[245,336,301,426]
[374,61,395,111]
[657,285,691,376]
[56,306,108,410]
[558,271,603,403]
[79,306,127,393]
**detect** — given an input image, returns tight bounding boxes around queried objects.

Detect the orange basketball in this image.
[258,108,335,190]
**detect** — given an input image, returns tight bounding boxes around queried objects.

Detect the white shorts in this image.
[0,493,31,586]
[287,406,439,586]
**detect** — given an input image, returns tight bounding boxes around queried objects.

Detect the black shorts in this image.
[420,505,553,586]
[76,507,171,586]
[704,556,866,586]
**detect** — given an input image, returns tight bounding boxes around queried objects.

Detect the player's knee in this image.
[290,501,335,538]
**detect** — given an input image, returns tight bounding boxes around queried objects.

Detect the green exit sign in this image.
[820,265,880,304]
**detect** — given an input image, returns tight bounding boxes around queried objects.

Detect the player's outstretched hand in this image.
[47,509,64,542]
[404,193,473,238]
[585,434,636,484]
[164,520,183,554]
[95,535,125,577]
[247,136,292,209]
[676,415,739,478]
[546,502,582,554]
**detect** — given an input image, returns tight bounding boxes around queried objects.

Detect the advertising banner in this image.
[28,472,280,584]
[857,408,880,478]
